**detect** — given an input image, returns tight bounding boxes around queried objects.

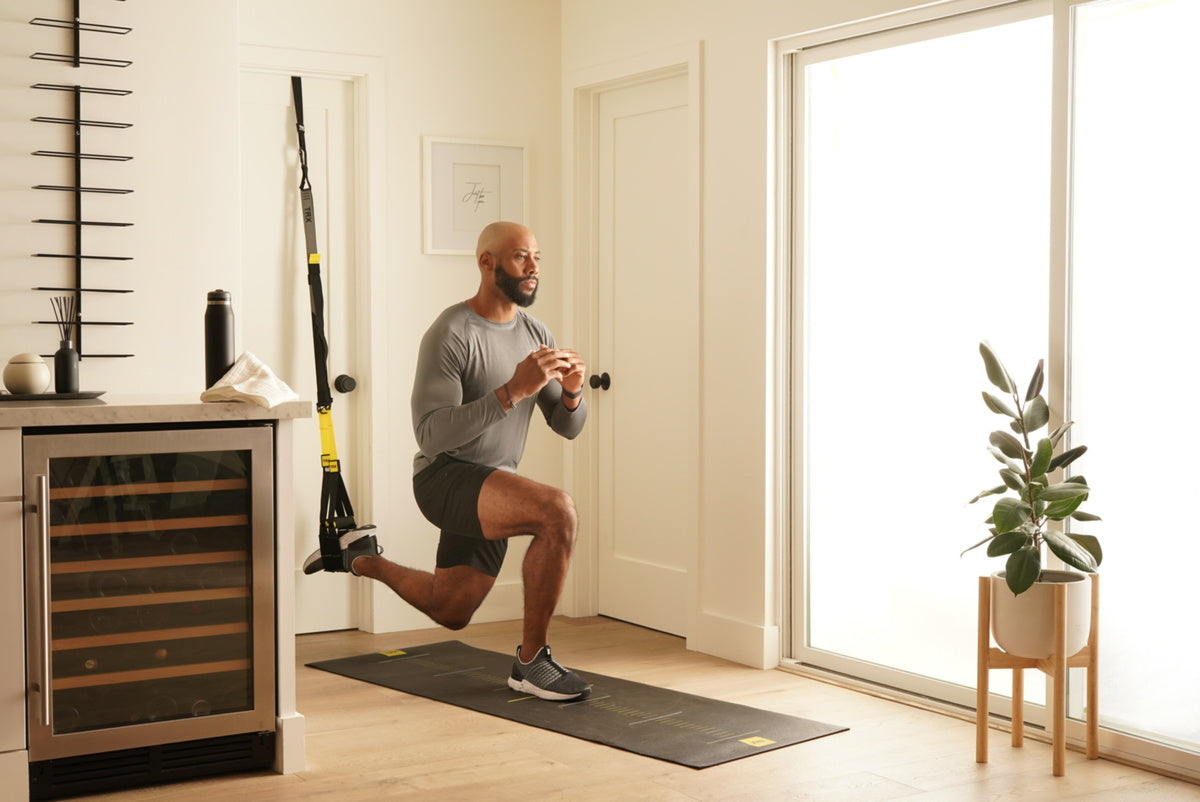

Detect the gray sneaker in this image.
[302,526,380,575]
[507,645,591,701]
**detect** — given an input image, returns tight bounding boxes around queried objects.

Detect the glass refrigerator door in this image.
[26,426,275,760]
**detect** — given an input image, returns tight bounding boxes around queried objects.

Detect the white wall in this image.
[2,0,944,665]
[2,2,241,390]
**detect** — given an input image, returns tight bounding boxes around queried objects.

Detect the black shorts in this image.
[412,454,508,577]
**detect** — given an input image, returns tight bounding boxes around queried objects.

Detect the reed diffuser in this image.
[51,295,80,393]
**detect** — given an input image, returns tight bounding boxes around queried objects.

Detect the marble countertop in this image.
[0,393,311,428]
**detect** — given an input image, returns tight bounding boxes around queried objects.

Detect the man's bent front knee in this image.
[537,488,578,551]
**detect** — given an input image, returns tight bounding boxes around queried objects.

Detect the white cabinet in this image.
[1,428,25,756]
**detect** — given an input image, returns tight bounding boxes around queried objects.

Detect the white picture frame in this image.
[422,137,527,255]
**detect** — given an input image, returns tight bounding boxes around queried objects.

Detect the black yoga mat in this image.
[307,640,847,769]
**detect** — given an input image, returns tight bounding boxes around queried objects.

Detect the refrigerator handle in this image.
[36,473,52,727]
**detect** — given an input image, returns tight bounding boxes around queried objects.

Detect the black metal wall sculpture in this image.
[30,0,133,360]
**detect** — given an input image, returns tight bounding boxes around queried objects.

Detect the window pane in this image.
[802,17,1051,690]
[1068,0,1200,751]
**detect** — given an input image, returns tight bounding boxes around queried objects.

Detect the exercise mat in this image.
[307,640,847,768]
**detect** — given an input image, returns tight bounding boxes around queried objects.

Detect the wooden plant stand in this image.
[976,573,1099,776]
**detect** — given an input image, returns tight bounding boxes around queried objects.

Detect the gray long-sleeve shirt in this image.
[411,301,587,475]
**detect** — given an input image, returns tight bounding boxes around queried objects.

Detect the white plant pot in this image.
[990,569,1091,659]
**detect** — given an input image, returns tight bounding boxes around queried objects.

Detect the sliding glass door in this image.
[1065,0,1200,756]
[785,0,1200,777]
[794,4,1051,702]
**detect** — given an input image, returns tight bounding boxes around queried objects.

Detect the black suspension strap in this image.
[292,75,368,570]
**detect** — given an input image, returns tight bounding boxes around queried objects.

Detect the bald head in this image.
[471,221,541,313]
[476,221,533,264]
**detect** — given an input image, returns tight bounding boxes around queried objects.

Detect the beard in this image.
[494,265,538,307]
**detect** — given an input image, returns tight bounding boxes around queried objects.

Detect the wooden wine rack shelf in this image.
[50,478,249,499]
[51,586,250,614]
[54,622,251,651]
[50,515,250,537]
[54,660,253,691]
[49,550,249,574]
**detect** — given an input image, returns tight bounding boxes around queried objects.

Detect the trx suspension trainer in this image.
[291,76,374,571]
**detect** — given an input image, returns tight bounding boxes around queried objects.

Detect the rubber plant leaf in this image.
[980,342,1014,393]
[989,430,1025,460]
[1067,532,1103,566]
[1044,529,1099,572]
[1025,359,1044,402]
[983,392,1018,419]
[992,497,1032,534]
[1037,482,1090,502]
[1042,493,1086,520]
[988,447,1023,473]
[1048,445,1088,472]
[1048,420,1074,447]
[1030,437,1054,477]
[961,533,995,556]
[1005,545,1041,595]
[1022,395,1050,432]
[1000,469,1026,492]
[968,485,1008,505]
[986,530,1028,557]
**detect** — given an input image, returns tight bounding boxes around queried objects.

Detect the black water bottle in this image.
[204,290,234,388]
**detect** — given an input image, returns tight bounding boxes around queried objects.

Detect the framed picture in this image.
[422,137,527,255]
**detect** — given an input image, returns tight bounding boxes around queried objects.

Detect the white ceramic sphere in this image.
[4,353,52,395]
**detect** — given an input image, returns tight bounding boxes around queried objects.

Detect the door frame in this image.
[237,46,388,631]
[562,43,703,625]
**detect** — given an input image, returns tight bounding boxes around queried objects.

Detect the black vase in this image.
[54,339,79,393]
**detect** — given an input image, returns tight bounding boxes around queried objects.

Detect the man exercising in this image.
[305,221,590,701]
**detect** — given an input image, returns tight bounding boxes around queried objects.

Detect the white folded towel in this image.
[200,351,299,409]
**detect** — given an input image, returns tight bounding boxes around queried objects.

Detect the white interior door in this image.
[239,69,363,634]
[594,72,697,636]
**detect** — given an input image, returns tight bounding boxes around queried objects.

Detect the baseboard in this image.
[274,713,305,774]
[688,611,780,669]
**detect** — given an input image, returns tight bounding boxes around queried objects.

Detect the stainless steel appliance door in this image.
[24,425,276,761]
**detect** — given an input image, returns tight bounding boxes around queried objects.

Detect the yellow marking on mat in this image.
[310,254,322,264]
[379,649,407,657]
[508,695,536,703]
[740,736,776,747]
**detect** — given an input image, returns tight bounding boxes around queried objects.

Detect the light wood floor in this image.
[87,616,1199,801]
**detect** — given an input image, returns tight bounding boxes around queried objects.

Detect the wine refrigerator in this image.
[23,424,277,798]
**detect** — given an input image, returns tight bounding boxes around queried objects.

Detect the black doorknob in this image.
[588,372,611,391]
[334,374,357,393]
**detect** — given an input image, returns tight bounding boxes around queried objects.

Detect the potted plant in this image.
[964,342,1102,658]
